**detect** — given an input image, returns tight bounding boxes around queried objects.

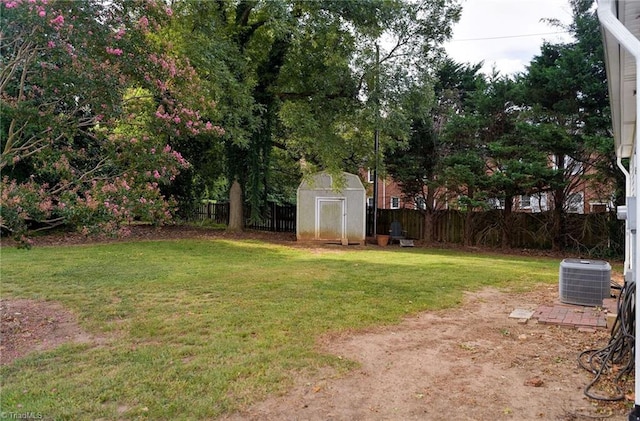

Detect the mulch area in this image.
[0,224,298,248]
[0,224,598,262]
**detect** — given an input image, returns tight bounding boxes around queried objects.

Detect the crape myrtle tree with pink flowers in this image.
[0,0,223,244]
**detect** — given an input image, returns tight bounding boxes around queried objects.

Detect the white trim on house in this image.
[598,0,640,409]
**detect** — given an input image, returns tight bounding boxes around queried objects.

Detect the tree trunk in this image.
[422,209,433,244]
[228,178,243,232]
[551,197,564,251]
[463,186,474,246]
[501,196,514,249]
[552,195,564,251]
[422,187,435,243]
[551,154,566,251]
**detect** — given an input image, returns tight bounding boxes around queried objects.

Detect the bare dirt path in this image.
[223,285,629,421]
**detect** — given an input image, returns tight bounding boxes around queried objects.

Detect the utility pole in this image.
[372,44,380,239]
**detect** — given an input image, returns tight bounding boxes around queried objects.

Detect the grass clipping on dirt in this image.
[2,239,561,419]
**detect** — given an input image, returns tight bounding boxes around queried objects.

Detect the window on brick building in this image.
[551,155,583,175]
[488,197,505,210]
[390,196,400,209]
[566,192,584,214]
[367,170,375,183]
[590,203,608,213]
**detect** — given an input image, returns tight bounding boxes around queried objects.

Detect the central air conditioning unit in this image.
[559,259,611,307]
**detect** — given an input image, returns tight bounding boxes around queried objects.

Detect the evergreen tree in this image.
[523,0,613,250]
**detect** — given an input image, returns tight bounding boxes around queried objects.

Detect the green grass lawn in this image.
[1,238,561,420]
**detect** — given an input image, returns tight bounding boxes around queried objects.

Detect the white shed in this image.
[296,171,366,245]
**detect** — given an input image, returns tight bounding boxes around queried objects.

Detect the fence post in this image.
[271,202,277,232]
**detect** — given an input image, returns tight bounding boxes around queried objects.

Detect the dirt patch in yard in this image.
[0,299,92,365]
[223,285,631,421]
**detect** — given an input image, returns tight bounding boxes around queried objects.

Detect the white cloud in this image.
[444,0,575,76]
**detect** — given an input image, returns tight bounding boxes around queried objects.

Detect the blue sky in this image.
[444,0,575,76]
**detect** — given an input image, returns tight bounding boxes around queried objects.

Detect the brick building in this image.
[363,158,614,215]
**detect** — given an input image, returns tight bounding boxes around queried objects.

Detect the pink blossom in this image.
[172,151,189,168]
[155,79,167,91]
[114,28,125,40]
[106,47,123,56]
[119,227,132,237]
[50,14,64,27]
[38,9,45,17]
[4,1,18,9]
[153,170,161,179]
[138,16,149,29]
[39,198,53,213]
[47,40,55,48]
[165,7,173,16]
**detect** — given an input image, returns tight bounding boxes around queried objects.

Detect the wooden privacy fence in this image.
[247,202,296,232]
[193,203,229,224]
[192,202,295,232]
[376,208,623,254]
[193,203,623,254]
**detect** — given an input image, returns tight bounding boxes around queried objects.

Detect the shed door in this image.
[316,199,345,240]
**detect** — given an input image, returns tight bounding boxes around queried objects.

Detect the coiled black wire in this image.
[578,280,635,401]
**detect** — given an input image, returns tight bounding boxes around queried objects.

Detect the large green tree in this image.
[523,0,613,250]
[385,58,483,243]
[453,74,556,248]
[169,0,461,230]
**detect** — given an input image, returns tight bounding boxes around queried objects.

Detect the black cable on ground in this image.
[578,280,635,401]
